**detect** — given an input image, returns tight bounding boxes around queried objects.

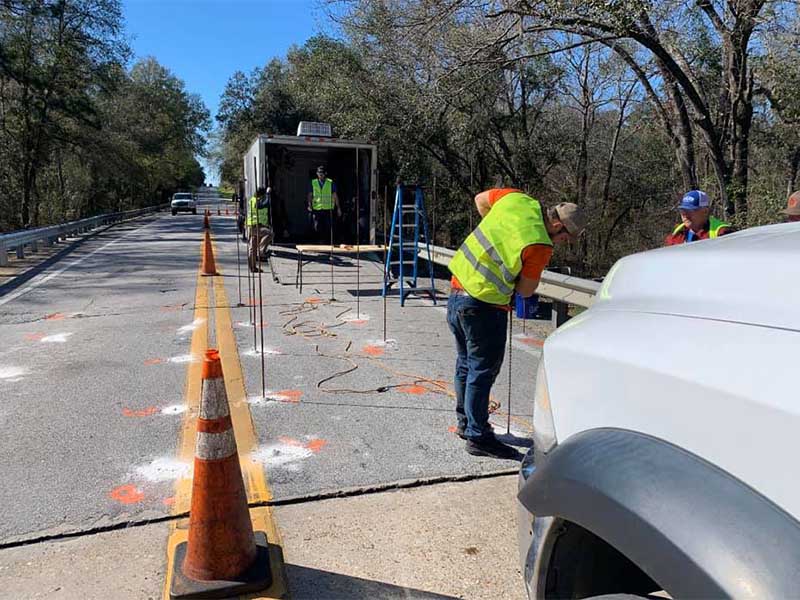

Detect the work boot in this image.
[455,424,468,440]
[465,435,520,460]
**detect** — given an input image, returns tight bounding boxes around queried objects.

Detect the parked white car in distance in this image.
[517,222,800,599]
[171,192,196,215]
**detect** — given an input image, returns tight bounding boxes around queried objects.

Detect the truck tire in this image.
[192,208,197,215]
[171,209,177,216]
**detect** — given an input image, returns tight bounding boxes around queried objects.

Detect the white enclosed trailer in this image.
[243,125,378,244]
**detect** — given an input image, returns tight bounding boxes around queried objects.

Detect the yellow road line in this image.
[163,233,286,600]
[162,245,208,598]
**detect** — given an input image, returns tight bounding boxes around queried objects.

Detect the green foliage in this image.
[0,0,209,231]
[213,2,799,275]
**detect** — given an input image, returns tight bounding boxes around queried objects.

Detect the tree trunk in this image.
[728,47,755,219]
[658,63,697,190]
[576,48,591,204]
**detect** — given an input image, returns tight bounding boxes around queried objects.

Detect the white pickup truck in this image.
[170,192,197,215]
[517,222,800,599]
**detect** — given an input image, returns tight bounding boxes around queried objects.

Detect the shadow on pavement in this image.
[494,432,533,448]
[0,225,133,298]
[286,564,461,599]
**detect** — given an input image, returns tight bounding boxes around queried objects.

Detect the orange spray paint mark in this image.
[304,297,322,304]
[24,333,45,341]
[447,426,458,433]
[276,389,302,403]
[162,496,176,507]
[398,385,427,395]
[305,439,328,453]
[277,436,327,453]
[45,313,65,321]
[278,436,303,447]
[348,319,368,325]
[519,337,544,347]
[122,406,159,417]
[362,345,384,357]
[108,484,144,505]
[144,358,165,366]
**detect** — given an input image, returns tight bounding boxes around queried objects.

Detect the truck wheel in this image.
[192,208,197,215]
[171,209,177,216]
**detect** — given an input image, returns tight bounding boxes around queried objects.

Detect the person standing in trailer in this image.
[307,166,341,243]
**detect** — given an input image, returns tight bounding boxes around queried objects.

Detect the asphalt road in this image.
[0,196,543,572]
[0,209,208,543]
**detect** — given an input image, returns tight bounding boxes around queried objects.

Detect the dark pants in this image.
[446,292,508,440]
[311,210,332,244]
[248,225,272,271]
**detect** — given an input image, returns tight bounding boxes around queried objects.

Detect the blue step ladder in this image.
[382,183,437,306]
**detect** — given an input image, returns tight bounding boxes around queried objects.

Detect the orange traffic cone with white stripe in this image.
[201,231,218,277]
[169,349,271,598]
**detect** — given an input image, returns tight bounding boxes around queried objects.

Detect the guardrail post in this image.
[0,240,8,267]
[16,244,24,259]
[552,301,570,327]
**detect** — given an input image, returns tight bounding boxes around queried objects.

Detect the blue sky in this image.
[122,0,327,182]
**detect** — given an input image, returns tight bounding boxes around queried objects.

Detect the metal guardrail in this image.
[0,204,167,267]
[423,243,601,313]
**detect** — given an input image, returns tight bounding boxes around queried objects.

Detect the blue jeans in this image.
[447,292,508,440]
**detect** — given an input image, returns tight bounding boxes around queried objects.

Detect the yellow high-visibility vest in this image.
[449,192,552,305]
[672,216,730,240]
[246,195,269,226]
[311,179,334,211]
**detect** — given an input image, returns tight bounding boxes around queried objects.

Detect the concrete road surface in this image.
[0,195,544,598]
[0,475,523,600]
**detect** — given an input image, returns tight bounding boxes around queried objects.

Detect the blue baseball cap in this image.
[678,190,710,210]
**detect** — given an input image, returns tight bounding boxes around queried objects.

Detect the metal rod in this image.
[507,313,513,435]
[355,147,360,318]
[248,230,256,348]
[235,203,243,307]
[251,157,258,353]
[329,197,335,301]
[256,220,266,398]
[383,183,388,342]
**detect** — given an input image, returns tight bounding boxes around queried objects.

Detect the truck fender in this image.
[518,428,800,599]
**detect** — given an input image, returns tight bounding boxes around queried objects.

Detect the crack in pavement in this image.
[0,468,518,551]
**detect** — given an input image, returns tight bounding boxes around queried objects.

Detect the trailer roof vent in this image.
[297,121,332,138]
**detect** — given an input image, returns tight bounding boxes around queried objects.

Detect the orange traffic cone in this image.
[203,213,209,229]
[169,349,271,598]
[201,231,218,276]
[225,208,229,216]
[217,207,221,216]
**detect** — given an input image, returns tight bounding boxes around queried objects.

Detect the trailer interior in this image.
[260,142,374,245]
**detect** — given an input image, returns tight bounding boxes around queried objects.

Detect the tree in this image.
[0,0,127,227]
[0,3,209,232]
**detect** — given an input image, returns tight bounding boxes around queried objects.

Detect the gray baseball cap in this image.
[554,202,586,238]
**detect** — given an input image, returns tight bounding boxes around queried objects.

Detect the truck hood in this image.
[594,222,800,332]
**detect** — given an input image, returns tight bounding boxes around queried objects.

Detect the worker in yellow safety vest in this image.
[447,188,586,459]
[665,190,733,245]
[247,186,272,272]
[307,165,341,244]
